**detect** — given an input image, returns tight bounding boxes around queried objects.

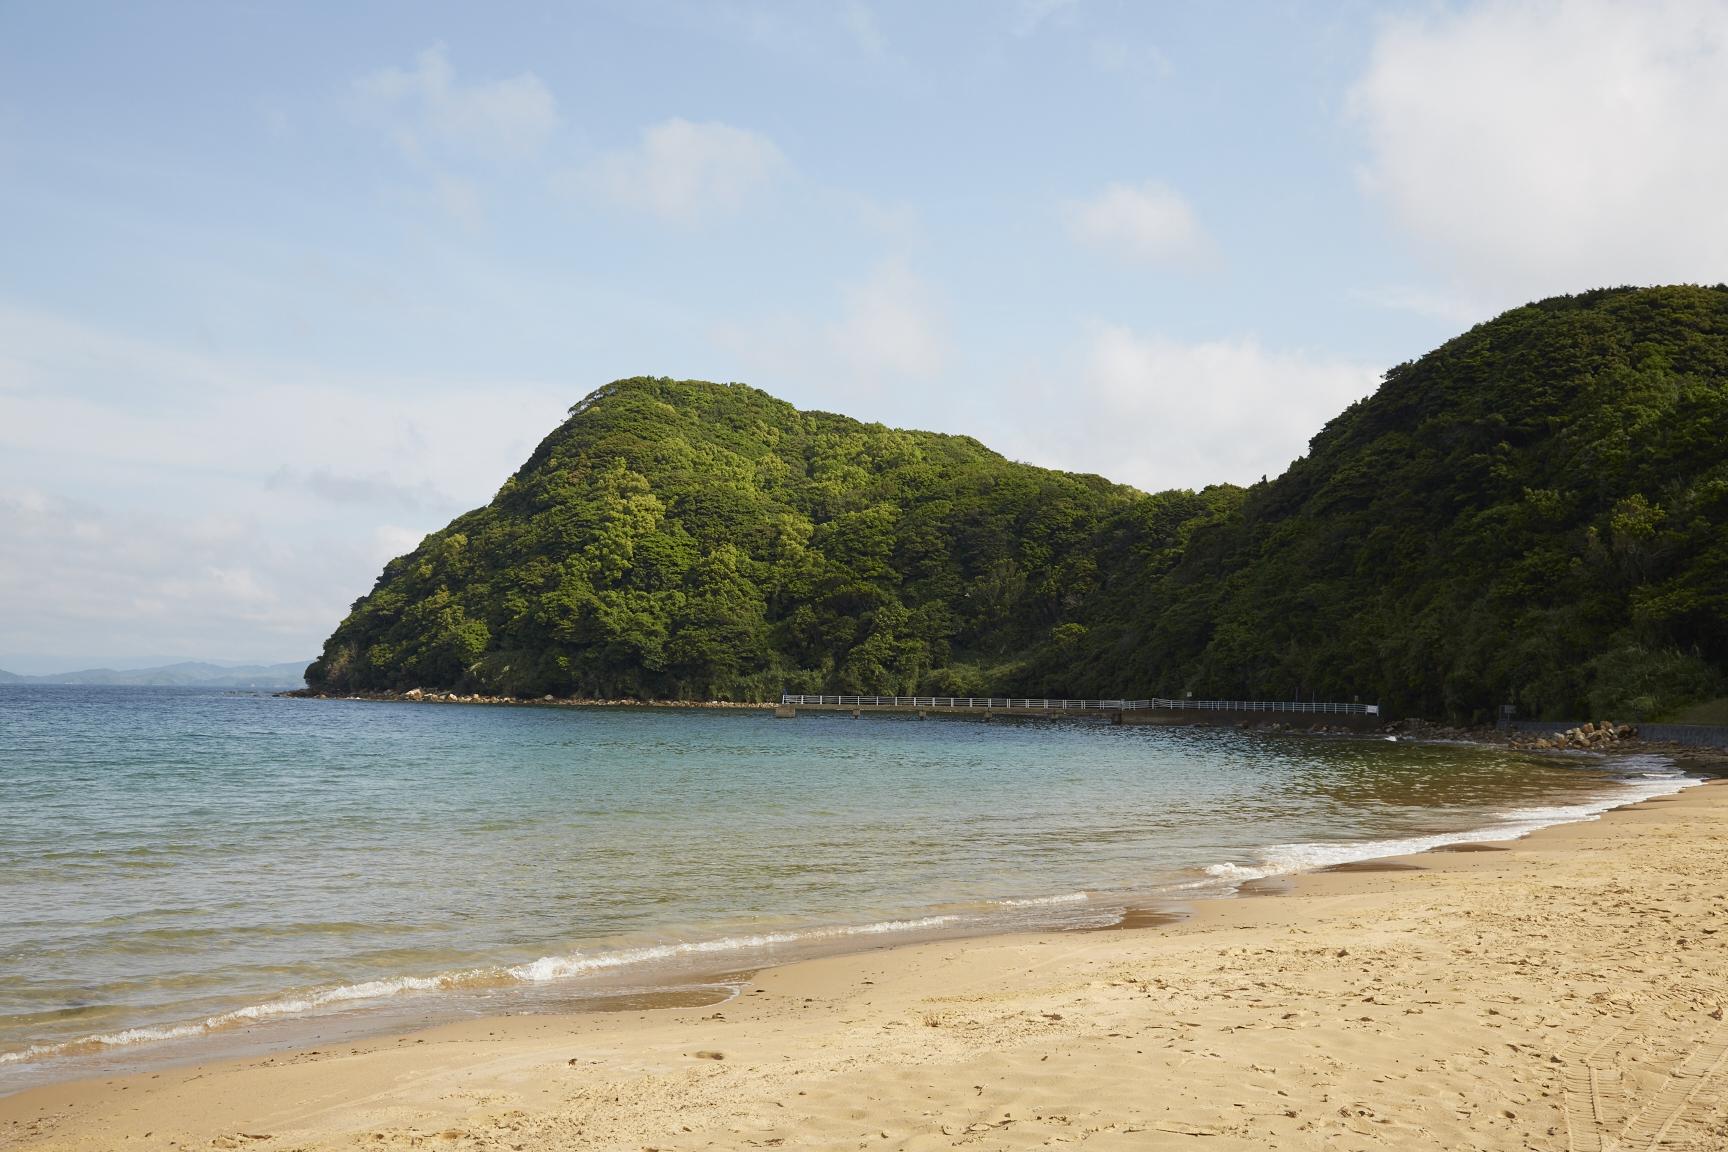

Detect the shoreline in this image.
[5,778,1725,1150]
[0,749,1685,1094]
[279,689,1728,760]
[278,689,777,709]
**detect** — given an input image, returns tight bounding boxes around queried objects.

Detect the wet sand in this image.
[5,781,1726,1151]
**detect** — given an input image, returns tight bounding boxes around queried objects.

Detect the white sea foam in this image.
[992,892,1089,908]
[1201,862,1271,882]
[510,915,963,983]
[1202,764,1697,888]
[0,972,486,1066]
[1,915,966,1066]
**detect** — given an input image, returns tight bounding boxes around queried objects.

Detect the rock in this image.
[405,688,423,701]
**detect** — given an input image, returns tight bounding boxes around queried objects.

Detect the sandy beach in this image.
[5,778,1726,1152]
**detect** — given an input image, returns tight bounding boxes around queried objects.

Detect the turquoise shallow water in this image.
[0,685,1693,1091]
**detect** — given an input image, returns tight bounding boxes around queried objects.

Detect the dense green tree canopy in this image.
[1033,285,1728,721]
[308,286,1728,720]
[308,378,1156,701]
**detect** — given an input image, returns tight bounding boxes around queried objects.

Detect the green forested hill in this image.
[1033,285,1728,721]
[308,286,1728,721]
[307,378,1185,700]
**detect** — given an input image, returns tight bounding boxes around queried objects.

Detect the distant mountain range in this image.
[0,661,310,688]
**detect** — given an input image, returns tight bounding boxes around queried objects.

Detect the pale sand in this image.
[6,781,1727,1152]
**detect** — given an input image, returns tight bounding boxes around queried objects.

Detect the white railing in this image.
[780,695,1132,711]
[1174,699,1380,715]
[779,694,1378,716]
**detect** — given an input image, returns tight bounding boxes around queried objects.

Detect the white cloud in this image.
[433,174,486,230]
[1350,0,1728,304]
[356,44,559,162]
[826,260,948,381]
[840,2,887,55]
[1065,181,1206,265]
[1355,284,1489,328]
[851,195,922,246]
[1012,0,1079,38]
[1089,38,1173,78]
[710,259,949,395]
[0,309,562,501]
[373,525,430,565]
[995,326,1381,493]
[265,467,450,512]
[0,487,324,658]
[0,307,570,663]
[578,118,787,223]
[717,303,1374,494]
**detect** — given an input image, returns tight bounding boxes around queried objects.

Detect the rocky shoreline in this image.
[1505,718,1638,751]
[1391,715,1636,749]
[277,688,773,709]
[1386,716,1728,775]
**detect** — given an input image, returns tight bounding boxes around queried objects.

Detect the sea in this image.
[0,685,1696,1094]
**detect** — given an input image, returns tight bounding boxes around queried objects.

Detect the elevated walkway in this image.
[776,694,1380,728]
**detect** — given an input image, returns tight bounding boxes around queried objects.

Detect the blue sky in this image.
[3,0,1726,670]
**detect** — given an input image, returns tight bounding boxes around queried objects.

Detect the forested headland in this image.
[307,285,1728,722]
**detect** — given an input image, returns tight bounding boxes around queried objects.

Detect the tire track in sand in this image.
[1559,1016,1630,1152]
[1555,984,1728,1152]
[1614,1017,1728,1150]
